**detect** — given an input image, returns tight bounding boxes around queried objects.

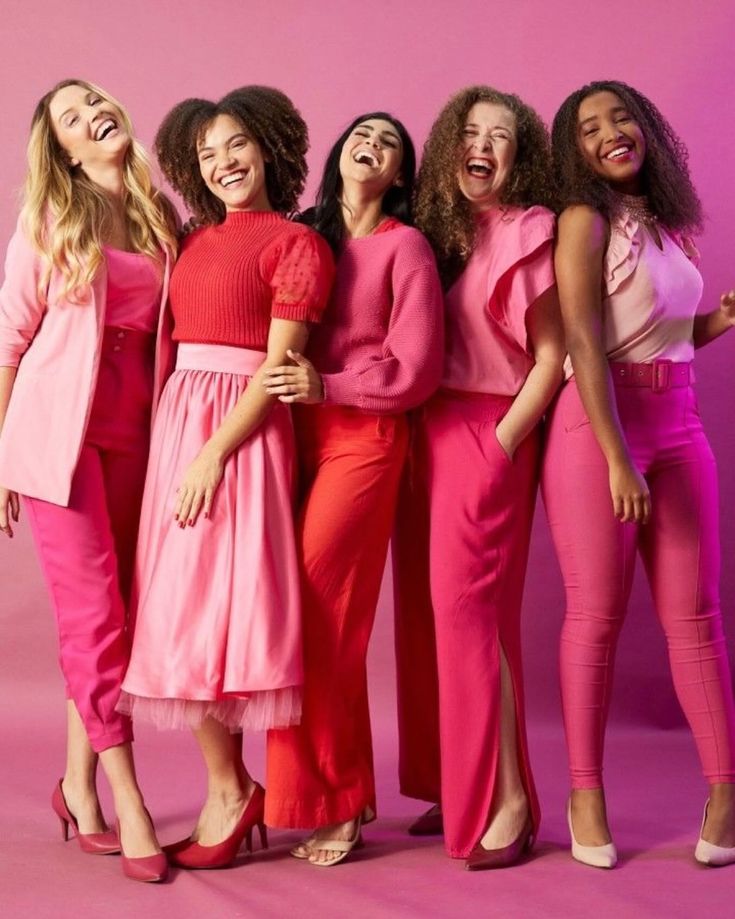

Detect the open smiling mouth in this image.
[220,171,247,187]
[605,144,634,161]
[94,119,118,141]
[354,151,379,167]
[466,158,494,178]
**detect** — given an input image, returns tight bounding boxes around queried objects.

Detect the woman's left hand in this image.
[494,422,516,461]
[174,445,225,527]
[262,350,324,404]
[720,289,735,325]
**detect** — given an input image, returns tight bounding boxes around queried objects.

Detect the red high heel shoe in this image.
[167,783,268,870]
[465,813,535,871]
[116,818,168,883]
[51,780,120,855]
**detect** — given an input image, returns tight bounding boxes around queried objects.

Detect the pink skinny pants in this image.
[542,376,735,789]
[24,327,153,753]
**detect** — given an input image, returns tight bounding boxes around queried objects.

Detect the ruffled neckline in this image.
[605,209,643,295]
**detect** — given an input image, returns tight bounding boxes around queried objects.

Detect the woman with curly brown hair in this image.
[542,80,735,868]
[394,86,564,869]
[118,86,334,869]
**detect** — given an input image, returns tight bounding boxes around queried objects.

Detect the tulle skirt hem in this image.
[117,686,302,732]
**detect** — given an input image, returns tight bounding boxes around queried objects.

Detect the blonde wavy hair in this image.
[21,79,178,302]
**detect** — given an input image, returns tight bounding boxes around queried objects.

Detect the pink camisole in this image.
[104,247,162,332]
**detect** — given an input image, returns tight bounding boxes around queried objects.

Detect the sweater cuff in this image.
[272,301,325,323]
[320,370,363,407]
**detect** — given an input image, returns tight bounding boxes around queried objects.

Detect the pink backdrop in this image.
[1,0,734,732]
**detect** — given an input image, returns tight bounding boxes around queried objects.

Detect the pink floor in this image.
[3,520,734,918]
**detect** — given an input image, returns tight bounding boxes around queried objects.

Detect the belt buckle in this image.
[652,359,672,393]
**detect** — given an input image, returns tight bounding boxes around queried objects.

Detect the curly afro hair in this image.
[415,85,556,287]
[551,80,702,232]
[155,85,309,223]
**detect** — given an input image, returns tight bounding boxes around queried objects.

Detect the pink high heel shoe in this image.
[51,780,120,855]
[116,815,168,883]
[167,783,268,870]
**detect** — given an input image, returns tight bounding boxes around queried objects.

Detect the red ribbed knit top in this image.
[170,210,334,350]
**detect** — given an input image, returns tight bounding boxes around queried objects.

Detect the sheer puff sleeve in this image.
[266,225,335,323]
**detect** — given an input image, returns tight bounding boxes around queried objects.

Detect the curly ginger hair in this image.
[415,86,556,286]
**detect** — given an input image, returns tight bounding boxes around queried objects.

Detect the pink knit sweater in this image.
[308,221,444,413]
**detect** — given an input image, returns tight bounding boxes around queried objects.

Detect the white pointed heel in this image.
[694,801,735,867]
[567,800,617,869]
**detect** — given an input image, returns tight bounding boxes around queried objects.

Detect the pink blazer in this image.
[0,217,175,506]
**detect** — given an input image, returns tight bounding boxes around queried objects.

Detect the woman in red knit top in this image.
[263,112,444,866]
[119,86,334,869]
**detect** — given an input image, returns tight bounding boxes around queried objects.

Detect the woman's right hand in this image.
[608,458,650,524]
[0,487,20,538]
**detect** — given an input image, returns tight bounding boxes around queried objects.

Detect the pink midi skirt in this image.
[119,343,303,732]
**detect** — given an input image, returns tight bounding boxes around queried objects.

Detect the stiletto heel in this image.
[57,814,70,841]
[567,800,617,869]
[51,780,120,855]
[167,783,267,870]
[694,800,735,867]
[258,822,268,850]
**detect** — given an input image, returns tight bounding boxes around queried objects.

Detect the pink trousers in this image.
[396,390,541,858]
[542,376,735,789]
[24,327,153,753]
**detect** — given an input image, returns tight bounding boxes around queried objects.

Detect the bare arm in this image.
[0,366,19,536]
[693,289,735,348]
[556,205,650,524]
[174,318,309,526]
[495,284,564,457]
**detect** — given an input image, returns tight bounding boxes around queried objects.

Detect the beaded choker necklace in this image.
[616,193,658,226]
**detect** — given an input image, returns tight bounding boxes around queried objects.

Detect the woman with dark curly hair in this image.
[542,80,735,868]
[118,86,334,869]
[262,112,443,866]
[394,86,564,869]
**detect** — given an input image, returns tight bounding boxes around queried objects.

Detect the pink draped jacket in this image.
[0,218,173,506]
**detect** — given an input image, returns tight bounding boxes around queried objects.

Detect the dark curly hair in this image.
[299,112,416,254]
[415,85,556,287]
[155,85,309,223]
[551,80,703,232]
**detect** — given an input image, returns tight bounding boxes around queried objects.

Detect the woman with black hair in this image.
[543,80,735,868]
[263,112,443,866]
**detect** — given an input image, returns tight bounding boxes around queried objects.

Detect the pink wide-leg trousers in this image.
[542,375,735,789]
[23,327,153,753]
[403,390,541,858]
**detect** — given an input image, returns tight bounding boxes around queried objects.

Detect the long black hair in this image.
[300,111,416,253]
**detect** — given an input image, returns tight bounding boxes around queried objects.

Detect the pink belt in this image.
[609,360,693,393]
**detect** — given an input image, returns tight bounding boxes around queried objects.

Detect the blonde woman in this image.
[0,79,177,882]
